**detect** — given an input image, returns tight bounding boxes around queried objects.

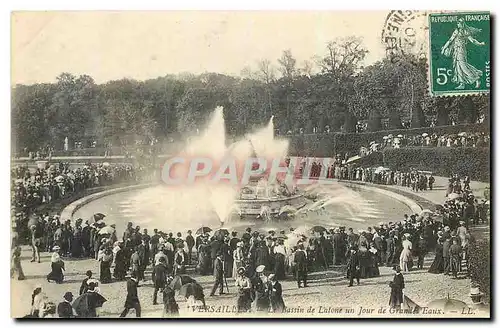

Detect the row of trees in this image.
[12,37,489,152]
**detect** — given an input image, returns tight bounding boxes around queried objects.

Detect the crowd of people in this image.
[12,187,488,318]
[11,163,143,244]
[357,131,490,158]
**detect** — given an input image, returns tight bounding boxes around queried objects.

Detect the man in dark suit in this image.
[294,243,308,288]
[120,274,141,317]
[443,237,452,275]
[185,230,195,264]
[385,232,395,267]
[57,291,74,318]
[346,246,360,287]
[150,229,160,263]
[209,253,225,296]
[152,257,169,305]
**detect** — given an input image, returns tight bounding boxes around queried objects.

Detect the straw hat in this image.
[237,267,245,275]
[469,287,484,297]
[256,265,266,273]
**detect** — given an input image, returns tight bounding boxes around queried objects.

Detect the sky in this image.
[11,11,391,85]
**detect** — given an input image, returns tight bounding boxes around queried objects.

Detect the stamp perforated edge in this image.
[426,11,491,98]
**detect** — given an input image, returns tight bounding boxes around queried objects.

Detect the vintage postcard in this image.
[11,11,490,319]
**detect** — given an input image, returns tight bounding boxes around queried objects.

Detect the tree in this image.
[411,101,426,128]
[387,100,402,130]
[367,109,382,132]
[343,111,358,133]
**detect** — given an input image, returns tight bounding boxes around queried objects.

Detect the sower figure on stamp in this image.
[441,18,486,90]
[346,245,360,287]
[120,273,141,318]
[294,243,308,288]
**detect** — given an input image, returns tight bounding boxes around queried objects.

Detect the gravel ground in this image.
[11,247,489,319]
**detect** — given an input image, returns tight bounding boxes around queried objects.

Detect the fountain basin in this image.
[235,194,306,216]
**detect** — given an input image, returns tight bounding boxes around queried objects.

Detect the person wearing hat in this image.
[210,253,226,297]
[232,241,245,279]
[346,245,360,287]
[273,238,287,280]
[252,265,269,312]
[113,242,128,281]
[130,247,141,281]
[185,230,195,265]
[152,257,169,305]
[442,236,452,275]
[449,238,462,278]
[120,273,141,317]
[399,234,413,273]
[268,274,285,313]
[47,248,65,284]
[389,266,405,309]
[235,267,252,313]
[162,276,179,317]
[57,292,75,318]
[173,247,186,276]
[10,245,25,281]
[332,228,345,265]
[294,243,308,288]
[30,285,44,318]
[79,270,93,295]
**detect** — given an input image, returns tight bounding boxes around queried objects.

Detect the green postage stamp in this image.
[428,12,490,96]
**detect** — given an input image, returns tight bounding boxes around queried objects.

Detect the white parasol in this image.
[447,193,461,200]
[422,133,429,137]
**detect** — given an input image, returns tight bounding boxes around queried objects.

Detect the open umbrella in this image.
[397,134,403,138]
[383,136,388,140]
[310,225,326,233]
[98,226,115,235]
[28,217,38,228]
[168,275,197,290]
[374,166,390,174]
[102,162,110,167]
[458,132,467,137]
[196,227,212,235]
[420,209,434,216]
[72,292,107,317]
[422,133,429,137]
[178,282,205,300]
[93,213,106,221]
[426,295,468,314]
[213,229,229,239]
[447,193,461,200]
[279,205,297,215]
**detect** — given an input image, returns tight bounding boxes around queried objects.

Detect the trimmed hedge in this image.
[468,240,490,303]
[287,123,489,157]
[382,147,490,182]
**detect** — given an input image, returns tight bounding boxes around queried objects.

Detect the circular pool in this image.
[73,182,413,234]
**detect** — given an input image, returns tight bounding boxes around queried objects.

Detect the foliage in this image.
[468,240,490,302]
[382,147,490,181]
[11,40,490,153]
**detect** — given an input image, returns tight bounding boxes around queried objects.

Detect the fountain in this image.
[172,107,306,224]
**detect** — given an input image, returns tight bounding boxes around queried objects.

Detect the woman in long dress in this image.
[235,267,253,313]
[389,267,405,309]
[273,239,287,280]
[428,238,445,274]
[268,274,285,313]
[162,285,179,317]
[232,242,244,278]
[368,243,380,278]
[399,234,413,273]
[30,286,44,318]
[99,248,113,283]
[47,252,65,283]
[441,18,486,89]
